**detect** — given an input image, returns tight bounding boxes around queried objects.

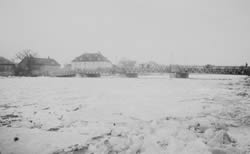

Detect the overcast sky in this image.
[0,0,249,65]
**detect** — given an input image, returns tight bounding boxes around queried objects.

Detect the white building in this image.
[72,52,112,71]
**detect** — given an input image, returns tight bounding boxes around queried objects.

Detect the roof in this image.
[0,57,15,65]
[72,53,110,62]
[21,57,60,66]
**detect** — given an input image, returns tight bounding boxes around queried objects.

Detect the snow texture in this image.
[0,74,249,154]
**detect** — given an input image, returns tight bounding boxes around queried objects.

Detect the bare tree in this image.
[14,49,38,62]
[14,49,38,76]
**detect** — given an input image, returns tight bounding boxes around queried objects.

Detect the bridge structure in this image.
[247,67,250,76]
[114,65,248,75]
[51,65,249,77]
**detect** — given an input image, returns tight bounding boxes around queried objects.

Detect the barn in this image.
[0,57,15,76]
[18,57,60,76]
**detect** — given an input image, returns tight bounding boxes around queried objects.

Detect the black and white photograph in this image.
[0,0,250,154]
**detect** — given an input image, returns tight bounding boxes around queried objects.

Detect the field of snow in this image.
[0,74,250,154]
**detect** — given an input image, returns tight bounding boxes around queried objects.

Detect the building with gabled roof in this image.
[18,57,60,76]
[0,56,15,76]
[72,52,112,71]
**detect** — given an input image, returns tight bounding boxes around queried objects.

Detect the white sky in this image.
[0,0,250,65]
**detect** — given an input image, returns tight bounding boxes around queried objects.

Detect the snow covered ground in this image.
[0,74,249,154]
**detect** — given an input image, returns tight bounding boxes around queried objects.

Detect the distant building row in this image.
[0,52,249,76]
[0,52,112,76]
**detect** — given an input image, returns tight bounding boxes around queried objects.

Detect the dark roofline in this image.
[0,56,15,65]
[19,57,60,66]
[72,52,111,62]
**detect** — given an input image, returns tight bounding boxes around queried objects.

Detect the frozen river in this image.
[0,74,249,154]
[0,74,242,120]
